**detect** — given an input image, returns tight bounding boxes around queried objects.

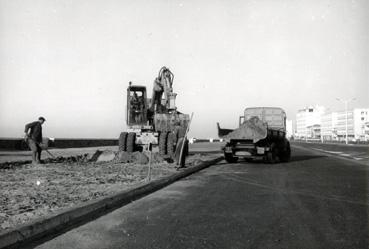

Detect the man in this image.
[152,77,163,112]
[171,119,188,168]
[24,117,46,164]
[130,92,142,123]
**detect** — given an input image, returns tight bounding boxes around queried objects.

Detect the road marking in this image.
[311,147,369,162]
[340,153,351,157]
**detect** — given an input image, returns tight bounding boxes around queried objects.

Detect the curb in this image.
[0,157,223,249]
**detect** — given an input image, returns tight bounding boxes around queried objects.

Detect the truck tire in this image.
[119,132,128,151]
[266,142,278,164]
[224,153,238,163]
[126,132,136,152]
[167,133,176,157]
[279,141,291,162]
[159,132,168,156]
[175,137,189,167]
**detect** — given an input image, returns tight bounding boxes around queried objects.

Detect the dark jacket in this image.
[25,121,42,143]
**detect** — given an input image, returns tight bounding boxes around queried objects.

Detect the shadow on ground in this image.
[214,155,327,165]
[0,153,30,157]
[189,151,222,155]
[289,155,327,163]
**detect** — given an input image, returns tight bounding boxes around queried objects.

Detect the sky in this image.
[0,0,368,139]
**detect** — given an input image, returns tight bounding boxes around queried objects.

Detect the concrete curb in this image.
[0,157,223,249]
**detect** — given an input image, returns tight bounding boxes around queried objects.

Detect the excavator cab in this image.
[126,83,148,127]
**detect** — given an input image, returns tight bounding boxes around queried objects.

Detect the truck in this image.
[118,67,190,164]
[217,107,291,163]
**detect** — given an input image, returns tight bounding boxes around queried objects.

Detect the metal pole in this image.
[147,143,152,181]
[345,100,348,144]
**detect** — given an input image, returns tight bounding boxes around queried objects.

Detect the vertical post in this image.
[345,100,348,145]
[147,143,152,181]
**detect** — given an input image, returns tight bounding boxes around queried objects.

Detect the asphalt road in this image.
[31,145,368,249]
[292,141,369,165]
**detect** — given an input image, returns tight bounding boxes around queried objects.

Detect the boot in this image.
[36,151,42,164]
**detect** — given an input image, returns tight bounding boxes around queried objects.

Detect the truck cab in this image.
[240,107,286,131]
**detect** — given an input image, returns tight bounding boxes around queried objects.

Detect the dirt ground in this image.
[0,151,220,232]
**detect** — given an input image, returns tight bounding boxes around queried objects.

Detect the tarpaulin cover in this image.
[224,116,268,143]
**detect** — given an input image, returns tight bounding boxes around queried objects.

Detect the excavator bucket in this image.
[154,113,190,133]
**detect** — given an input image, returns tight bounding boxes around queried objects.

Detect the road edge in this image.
[0,156,223,249]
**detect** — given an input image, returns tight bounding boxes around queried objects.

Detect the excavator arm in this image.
[151,66,177,112]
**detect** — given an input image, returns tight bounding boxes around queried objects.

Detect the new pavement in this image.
[30,145,368,249]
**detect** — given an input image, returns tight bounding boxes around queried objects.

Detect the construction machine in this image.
[119,67,190,162]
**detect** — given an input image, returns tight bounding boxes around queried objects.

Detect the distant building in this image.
[296,105,326,139]
[286,119,294,139]
[321,108,369,142]
[321,112,338,140]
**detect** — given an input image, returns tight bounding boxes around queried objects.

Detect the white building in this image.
[296,105,326,138]
[321,108,369,142]
[286,120,294,139]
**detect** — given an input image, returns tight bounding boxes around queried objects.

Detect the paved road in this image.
[292,141,369,164]
[32,146,368,249]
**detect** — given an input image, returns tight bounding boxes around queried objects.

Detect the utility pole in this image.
[336,98,355,144]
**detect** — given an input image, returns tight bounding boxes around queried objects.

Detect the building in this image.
[321,112,338,140]
[321,108,369,142]
[286,119,294,139]
[295,105,326,139]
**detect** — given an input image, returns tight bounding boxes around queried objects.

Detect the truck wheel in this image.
[280,141,291,162]
[159,132,168,156]
[119,132,128,151]
[126,132,136,152]
[167,133,176,157]
[175,137,189,167]
[266,143,278,164]
[224,153,238,163]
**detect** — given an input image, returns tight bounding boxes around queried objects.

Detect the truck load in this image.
[217,107,291,163]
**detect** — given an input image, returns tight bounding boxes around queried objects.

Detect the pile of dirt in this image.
[224,116,268,142]
[114,151,166,164]
[115,151,148,164]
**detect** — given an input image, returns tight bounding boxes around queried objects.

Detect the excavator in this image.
[118,66,190,163]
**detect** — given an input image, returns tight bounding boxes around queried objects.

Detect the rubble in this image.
[96,150,116,162]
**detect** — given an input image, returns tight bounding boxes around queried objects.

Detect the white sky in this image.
[0,0,368,138]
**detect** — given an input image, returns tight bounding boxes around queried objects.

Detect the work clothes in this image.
[153,78,163,107]
[28,139,42,163]
[173,125,186,140]
[25,121,43,143]
[25,121,43,164]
